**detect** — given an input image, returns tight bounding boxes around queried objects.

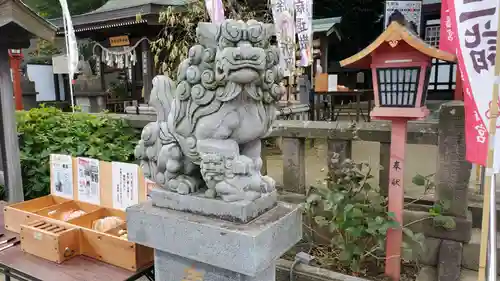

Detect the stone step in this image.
[416,266,437,281]
[416,267,498,281]
[462,228,500,272]
[460,268,499,281]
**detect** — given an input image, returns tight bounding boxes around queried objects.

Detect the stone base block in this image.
[150,188,278,223]
[127,201,301,276]
[155,250,275,281]
[438,240,463,281]
[404,210,472,243]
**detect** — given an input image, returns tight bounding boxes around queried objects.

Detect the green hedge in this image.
[7,106,141,200]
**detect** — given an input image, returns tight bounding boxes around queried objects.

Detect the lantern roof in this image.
[0,0,57,48]
[340,21,456,69]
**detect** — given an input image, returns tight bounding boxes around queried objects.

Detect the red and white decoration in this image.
[442,0,500,169]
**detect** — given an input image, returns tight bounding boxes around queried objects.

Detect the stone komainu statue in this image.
[135,19,285,202]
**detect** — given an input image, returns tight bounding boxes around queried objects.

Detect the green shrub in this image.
[304,153,425,273]
[12,106,140,200]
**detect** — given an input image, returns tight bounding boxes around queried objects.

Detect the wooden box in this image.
[4,195,70,233]
[20,219,80,264]
[5,156,153,271]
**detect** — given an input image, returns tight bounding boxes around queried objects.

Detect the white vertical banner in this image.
[446,0,500,170]
[294,0,313,66]
[58,0,78,111]
[271,0,296,77]
[205,0,225,23]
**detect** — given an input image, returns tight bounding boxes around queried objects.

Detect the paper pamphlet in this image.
[76,157,100,205]
[50,154,74,199]
[111,162,139,210]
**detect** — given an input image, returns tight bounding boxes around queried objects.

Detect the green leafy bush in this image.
[14,106,140,199]
[304,153,425,273]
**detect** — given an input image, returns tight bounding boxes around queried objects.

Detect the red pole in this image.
[8,51,23,110]
[454,69,464,101]
[385,119,408,281]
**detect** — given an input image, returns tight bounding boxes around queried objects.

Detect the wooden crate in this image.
[19,207,153,271]
[4,195,70,233]
[72,208,153,271]
[5,156,153,271]
[20,219,80,263]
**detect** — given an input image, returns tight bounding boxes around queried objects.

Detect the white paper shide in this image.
[77,157,100,205]
[50,154,74,199]
[112,162,139,210]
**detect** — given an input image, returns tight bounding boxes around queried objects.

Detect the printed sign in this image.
[384,1,422,35]
[294,0,313,66]
[271,0,296,76]
[445,0,500,169]
[112,162,139,210]
[77,157,100,205]
[50,154,74,199]
[109,35,130,47]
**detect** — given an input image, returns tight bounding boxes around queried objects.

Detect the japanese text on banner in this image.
[439,0,455,52]
[294,0,312,66]
[447,0,500,169]
[271,0,296,76]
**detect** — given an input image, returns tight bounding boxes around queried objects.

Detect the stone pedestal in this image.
[20,78,38,110]
[73,78,107,113]
[127,190,302,281]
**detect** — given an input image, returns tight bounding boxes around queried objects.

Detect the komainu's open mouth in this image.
[227,68,260,84]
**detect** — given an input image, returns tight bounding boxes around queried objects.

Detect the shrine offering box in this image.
[5,155,153,271]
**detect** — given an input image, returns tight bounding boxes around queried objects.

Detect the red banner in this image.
[446,0,499,167]
[439,0,454,52]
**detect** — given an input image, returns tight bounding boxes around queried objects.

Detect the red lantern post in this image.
[8,49,23,110]
[340,21,457,280]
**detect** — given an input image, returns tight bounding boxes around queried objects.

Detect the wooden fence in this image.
[112,101,469,199]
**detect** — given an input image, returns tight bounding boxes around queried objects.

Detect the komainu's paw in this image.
[260,175,276,193]
[168,175,200,194]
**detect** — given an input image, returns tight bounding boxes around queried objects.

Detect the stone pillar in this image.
[297,74,311,105]
[127,189,302,281]
[20,77,38,110]
[282,137,306,194]
[433,101,472,281]
[435,101,471,218]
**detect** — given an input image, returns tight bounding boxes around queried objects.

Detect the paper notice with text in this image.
[50,154,74,199]
[112,162,139,210]
[77,157,100,205]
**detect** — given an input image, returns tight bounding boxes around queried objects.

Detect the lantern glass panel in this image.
[376,67,420,107]
[421,66,432,106]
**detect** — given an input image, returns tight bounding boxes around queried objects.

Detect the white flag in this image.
[271,0,296,77]
[58,0,79,81]
[205,0,225,23]
[58,0,78,110]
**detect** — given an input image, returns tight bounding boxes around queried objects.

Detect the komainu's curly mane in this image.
[136,19,284,202]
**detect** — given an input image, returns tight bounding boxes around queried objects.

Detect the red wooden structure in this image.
[340,21,457,281]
